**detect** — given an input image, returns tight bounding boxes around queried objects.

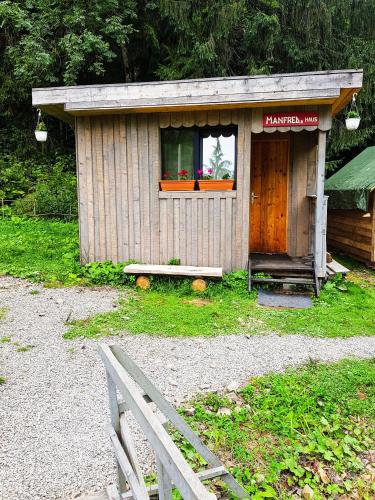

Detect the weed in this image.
[0,376,5,384]
[177,359,375,499]
[167,257,181,265]
[0,336,11,343]
[30,289,40,295]
[16,344,35,352]
[0,308,7,320]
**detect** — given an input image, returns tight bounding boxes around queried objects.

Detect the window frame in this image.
[160,125,238,186]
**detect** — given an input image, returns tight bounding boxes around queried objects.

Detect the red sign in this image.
[263,111,319,127]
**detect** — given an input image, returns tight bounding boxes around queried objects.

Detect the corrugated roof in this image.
[325,146,375,211]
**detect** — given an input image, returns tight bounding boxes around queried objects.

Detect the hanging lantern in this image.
[35,109,48,142]
[345,93,361,130]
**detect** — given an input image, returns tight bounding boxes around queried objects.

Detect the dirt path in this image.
[1,276,374,499]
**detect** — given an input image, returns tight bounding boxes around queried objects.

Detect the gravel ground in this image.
[0,275,375,500]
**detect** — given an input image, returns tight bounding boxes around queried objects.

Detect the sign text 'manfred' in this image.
[263,112,320,127]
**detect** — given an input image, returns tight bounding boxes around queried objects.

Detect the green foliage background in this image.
[1,0,375,207]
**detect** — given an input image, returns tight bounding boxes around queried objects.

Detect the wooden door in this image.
[250,138,289,253]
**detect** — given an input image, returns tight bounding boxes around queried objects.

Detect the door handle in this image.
[251,192,259,204]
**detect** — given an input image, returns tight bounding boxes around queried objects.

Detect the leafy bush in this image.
[80,260,137,286]
[11,156,77,218]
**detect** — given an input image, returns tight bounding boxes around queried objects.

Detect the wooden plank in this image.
[125,116,135,259]
[186,198,192,265]
[159,113,171,128]
[219,109,231,125]
[196,110,208,127]
[207,109,220,125]
[113,116,125,261]
[234,110,245,268]
[241,111,251,266]
[33,70,363,107]
[102,117,113,260]
[159,199,168,264]
[83,117,95,262]
[106,116,119,262]
[94,117,107,260]
[327,259,350,275]
[225,197,232,271]
[121,466,228,499]
[159,191,237,199]
[106,371,127,493]
[167,198,174,261]
[170,112,182,128]
[182,110,195,127]
[251,108,263,133]
[173,199,180,260]
[120,414,148,490]
[372,195,375,262]
[148,114,161,264]
[76,118,89,263]
[130,115,141,261]
[137,115,151,263]
[99,345,217,500]
[191,198,198,266]
[179,198,186,264]
[315,131,327,277]
[202,198,209,266]
[208,198,214,266]
[119,116,129,261]
[213,197,221,267]
[109,426,149,500]
[123,264,223,277]
[156,458,172,500]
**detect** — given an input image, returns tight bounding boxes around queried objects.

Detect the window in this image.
[161,126,237,185]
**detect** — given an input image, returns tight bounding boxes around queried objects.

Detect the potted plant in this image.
[159,169,195,191]
[197,169,234,191]
[35,120,48,142]
[345,110,361,130]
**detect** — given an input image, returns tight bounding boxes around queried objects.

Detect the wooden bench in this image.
[124,264,223,290]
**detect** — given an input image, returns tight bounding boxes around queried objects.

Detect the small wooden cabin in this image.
[32,70,363,287]
[325,147,375,266]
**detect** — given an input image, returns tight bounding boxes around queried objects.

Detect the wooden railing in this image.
[99,344,248,500]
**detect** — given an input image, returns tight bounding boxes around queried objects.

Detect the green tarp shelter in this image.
[325,147,375,211]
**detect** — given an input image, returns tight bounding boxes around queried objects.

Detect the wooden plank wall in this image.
[76,111,251,271]
[76,109,323,271]
[327,197,374,265]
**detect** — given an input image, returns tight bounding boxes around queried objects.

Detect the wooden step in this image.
[251,277,315,285]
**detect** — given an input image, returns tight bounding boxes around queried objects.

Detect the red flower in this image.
[178,169,188,176]
[163,172,170,179]
[208,168,213,174]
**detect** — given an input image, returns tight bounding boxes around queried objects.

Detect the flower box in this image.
[160,180,195,191]
[198,179,234,191]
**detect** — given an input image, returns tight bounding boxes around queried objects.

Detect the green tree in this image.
[205,138,232,179]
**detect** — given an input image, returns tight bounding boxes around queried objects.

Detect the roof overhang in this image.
[32,69,363,124]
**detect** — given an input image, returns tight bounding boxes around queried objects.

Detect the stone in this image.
[302,484,314,499]
[226,381,240,392]
[217,407,231,416]
[185,407,195,416]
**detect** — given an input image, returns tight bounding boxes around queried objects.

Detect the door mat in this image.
[257,289,312,309]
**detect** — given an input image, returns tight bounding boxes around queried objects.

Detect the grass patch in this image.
[0,336,11,343]
[0,376,5,385]
[65,290,254,338]
[0,218,80,284]
[65,271,375,338]
[176,359,375,499]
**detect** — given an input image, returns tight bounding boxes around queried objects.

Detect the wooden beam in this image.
[123,263,223,277]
